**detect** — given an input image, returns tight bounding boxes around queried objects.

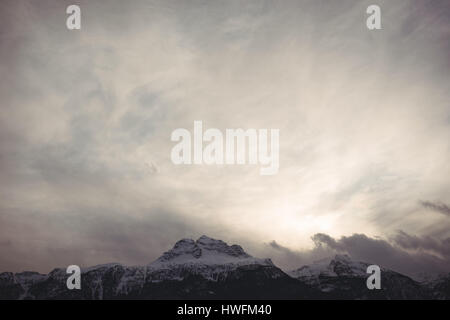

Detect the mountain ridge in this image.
[0,236,448,299]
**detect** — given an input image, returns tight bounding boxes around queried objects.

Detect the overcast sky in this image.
[0,0,449,277]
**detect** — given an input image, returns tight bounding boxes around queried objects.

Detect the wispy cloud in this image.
[420,201,450,217]
[0,0,449,273]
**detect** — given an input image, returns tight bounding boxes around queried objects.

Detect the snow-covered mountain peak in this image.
[149,236,270,268]
[0,238,440,299]
[289,254,370,279]
[196,235,250,258]
[329,255,369,276]
[197,235,217,243]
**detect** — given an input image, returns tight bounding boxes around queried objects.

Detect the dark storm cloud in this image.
[420,201,450,217]
[268,232,450,278]
[391,231,450,257]
[0,206,215,273]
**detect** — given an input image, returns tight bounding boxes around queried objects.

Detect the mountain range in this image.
[0,235,448,299]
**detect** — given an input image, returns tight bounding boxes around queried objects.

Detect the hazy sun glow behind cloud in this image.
[0,0,449,272]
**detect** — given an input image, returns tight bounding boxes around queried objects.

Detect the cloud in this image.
[0,0,449,274]
[0,205,225,273]
[264,240,334,271]
[267,231,450,278]
[391,231,450,258]
[420,201,450,217]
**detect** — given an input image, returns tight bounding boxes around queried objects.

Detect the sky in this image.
[0,0,449,278]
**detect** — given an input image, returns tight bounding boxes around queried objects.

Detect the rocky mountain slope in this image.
[0,236,447,299]
[289,254,430,299]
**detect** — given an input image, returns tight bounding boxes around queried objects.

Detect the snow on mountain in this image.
[0,237,444,299]
[289,254,370,282]
[151,235,271,267]
[288,254,429,299]
[147,235,275,282]
[82,262,123,273]
[0,271,48,300]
